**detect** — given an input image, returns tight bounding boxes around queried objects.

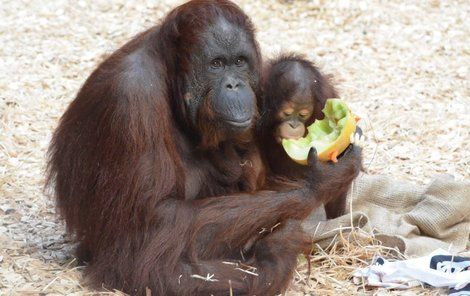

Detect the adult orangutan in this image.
[47,1,362,295]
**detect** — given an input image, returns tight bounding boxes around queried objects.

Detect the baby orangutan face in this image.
[274,90,314,143]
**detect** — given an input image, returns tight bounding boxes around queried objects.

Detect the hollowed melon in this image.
[282,99,358,165]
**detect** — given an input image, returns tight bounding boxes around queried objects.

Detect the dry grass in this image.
[287,230,449,295]
[0,0,468,295]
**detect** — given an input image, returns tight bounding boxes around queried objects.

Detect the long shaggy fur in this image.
[47,2,361,295]
[257,54,362,219]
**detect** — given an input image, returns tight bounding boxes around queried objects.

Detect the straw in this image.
[1,0,468,295]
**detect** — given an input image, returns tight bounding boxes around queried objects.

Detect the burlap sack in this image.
[302,173,470,256]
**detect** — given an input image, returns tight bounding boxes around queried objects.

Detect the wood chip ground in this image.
[0,0,468,295]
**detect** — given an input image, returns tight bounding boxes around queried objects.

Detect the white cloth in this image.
[353,249,470,291]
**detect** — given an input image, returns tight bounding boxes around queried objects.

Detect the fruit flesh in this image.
[282,99,357,164]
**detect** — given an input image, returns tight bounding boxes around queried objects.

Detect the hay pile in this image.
[0,0,468,295]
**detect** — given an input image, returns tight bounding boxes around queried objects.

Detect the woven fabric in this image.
[302,173,470,256]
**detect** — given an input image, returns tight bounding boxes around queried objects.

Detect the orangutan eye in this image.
[283,109,294,117]
[235,57,246,66]
[299,110,311,118]
[210,59,224,69]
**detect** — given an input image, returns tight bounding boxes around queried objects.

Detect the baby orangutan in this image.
[258,54,363,219]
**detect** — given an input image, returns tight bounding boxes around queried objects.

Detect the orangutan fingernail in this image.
[184,93,192,102]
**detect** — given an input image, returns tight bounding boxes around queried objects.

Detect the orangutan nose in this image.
[289,121,301,129]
